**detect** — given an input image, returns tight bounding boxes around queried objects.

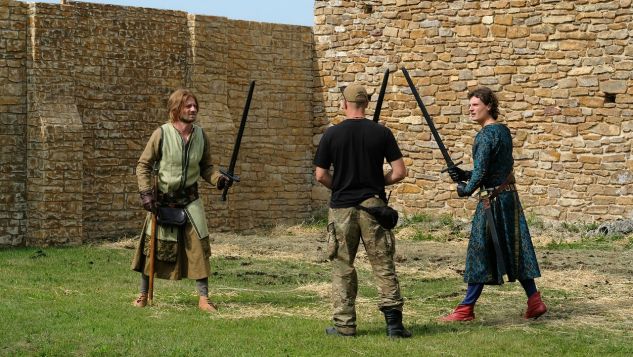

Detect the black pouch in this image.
[156,206,187,227]
[357,205,399,230]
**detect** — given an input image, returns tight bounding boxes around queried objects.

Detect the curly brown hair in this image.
[168,89,199,122]
[468,87,499,120]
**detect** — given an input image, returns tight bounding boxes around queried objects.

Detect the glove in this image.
[216,175,233,190]
[456,182,469,197]
[448,166,470,183]
[140,190,156,213]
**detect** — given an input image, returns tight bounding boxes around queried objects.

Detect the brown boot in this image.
[198,296,218,312]
[439,304,475,322]
[525,292,547,319]
[133,293,148,308]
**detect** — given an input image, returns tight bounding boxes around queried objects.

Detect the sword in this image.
[220,80,255,201]
[401,67,462,178]
[373,68,390,122]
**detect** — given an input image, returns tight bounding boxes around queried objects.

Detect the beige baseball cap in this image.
[342,84,369,103]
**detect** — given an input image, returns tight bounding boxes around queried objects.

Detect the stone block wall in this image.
[312,0,633,221]
[1,0,314,246]
[0,0,27,246]
[3,0,633,247]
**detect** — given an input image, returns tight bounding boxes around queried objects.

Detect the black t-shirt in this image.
[313,118,403,208]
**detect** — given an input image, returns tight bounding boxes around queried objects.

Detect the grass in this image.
[545,233,629,251]
[2,235,633,356]
[398,211,467,242]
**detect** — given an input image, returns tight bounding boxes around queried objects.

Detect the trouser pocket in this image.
[384,229,395,257]
[327,222,338,260]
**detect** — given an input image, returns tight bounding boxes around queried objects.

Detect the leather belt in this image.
[159,183,199,207]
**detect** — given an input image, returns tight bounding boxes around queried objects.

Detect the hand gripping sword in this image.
[373,68,390,122]
[220,80,255,201]
[401,67,462,178]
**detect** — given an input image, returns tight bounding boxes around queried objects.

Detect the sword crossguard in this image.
[440,161,463,173]
[219,169,240,183]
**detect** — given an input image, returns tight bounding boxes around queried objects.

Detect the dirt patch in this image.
[209,223,633,326]
[109,222,632,329]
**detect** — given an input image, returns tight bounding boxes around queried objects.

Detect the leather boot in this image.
[325,326,356,337]
[439,304,475,322]
[198,296,218,312]
[133,293,148,308]
[524,292,547,319]
[382,308,412,338]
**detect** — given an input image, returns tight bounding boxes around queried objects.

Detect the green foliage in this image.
[412,231,436,241]
[526,212,545,230]
[403,213,432,224]
[303,207,329,228]
[560,221,599,234]
[545,233,629,251]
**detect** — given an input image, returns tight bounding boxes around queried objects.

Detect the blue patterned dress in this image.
[461,123,541,285]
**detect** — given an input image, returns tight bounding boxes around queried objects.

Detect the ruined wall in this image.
[313,0,633,222]
[1,0,314,246]
[0,0,27,246]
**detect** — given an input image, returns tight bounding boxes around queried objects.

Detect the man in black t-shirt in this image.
[314,83,411,338]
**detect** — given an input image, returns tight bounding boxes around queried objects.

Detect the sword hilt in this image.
[440,161,463,173]
[219,168,240,183]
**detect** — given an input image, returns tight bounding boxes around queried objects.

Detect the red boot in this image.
[439,304,475,322]
[525,292,547,319]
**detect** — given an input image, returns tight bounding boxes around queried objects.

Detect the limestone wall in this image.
[3,0,633,247]
[1,0,313,246]
[0,0,27,246]
[312,0,633,222]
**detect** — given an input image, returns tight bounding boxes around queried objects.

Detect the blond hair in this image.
[167,88,199,122]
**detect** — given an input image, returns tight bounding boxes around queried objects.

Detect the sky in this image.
[23,0,315,26]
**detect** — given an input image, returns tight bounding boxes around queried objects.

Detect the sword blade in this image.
[401,67,455,167]
[222,80,255,201]
[373,68,390,122]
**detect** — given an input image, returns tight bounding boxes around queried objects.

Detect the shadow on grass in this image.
[354,322,467,338]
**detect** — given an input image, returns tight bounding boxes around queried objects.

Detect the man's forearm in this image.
[315,167,333,189]
[384,171,401,186]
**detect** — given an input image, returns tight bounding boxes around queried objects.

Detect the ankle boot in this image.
[198,296,218,312]
[439,304,475,322]
[525,292,547,319]
[133,293,148,308]
[382,308,412,338]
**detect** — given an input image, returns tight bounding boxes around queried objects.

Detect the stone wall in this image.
[312,0,633,222]
[0,0,27,246]
[1,0,313,246]
[3,0,633,247]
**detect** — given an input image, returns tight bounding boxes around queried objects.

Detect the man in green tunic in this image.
[314,84,411,338]
[441,87,547,321]
[131,88,228,312]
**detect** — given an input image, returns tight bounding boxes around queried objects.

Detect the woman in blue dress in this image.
[441,87,547,321]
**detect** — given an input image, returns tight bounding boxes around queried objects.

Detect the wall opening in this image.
[604,93,616,104]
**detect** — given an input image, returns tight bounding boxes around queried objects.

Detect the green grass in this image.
[526,212,545,231]
[399,211,467,242]
[546,233,629,251]
[1,245,632,356]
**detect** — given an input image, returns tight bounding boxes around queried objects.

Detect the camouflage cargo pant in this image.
[327,197,404,334]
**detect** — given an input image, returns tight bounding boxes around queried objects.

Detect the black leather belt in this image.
[159,183,199,206]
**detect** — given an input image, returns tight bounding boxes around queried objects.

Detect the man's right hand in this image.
[216,175,233,190]
[140,190,156,213]
[448,166,470,183]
